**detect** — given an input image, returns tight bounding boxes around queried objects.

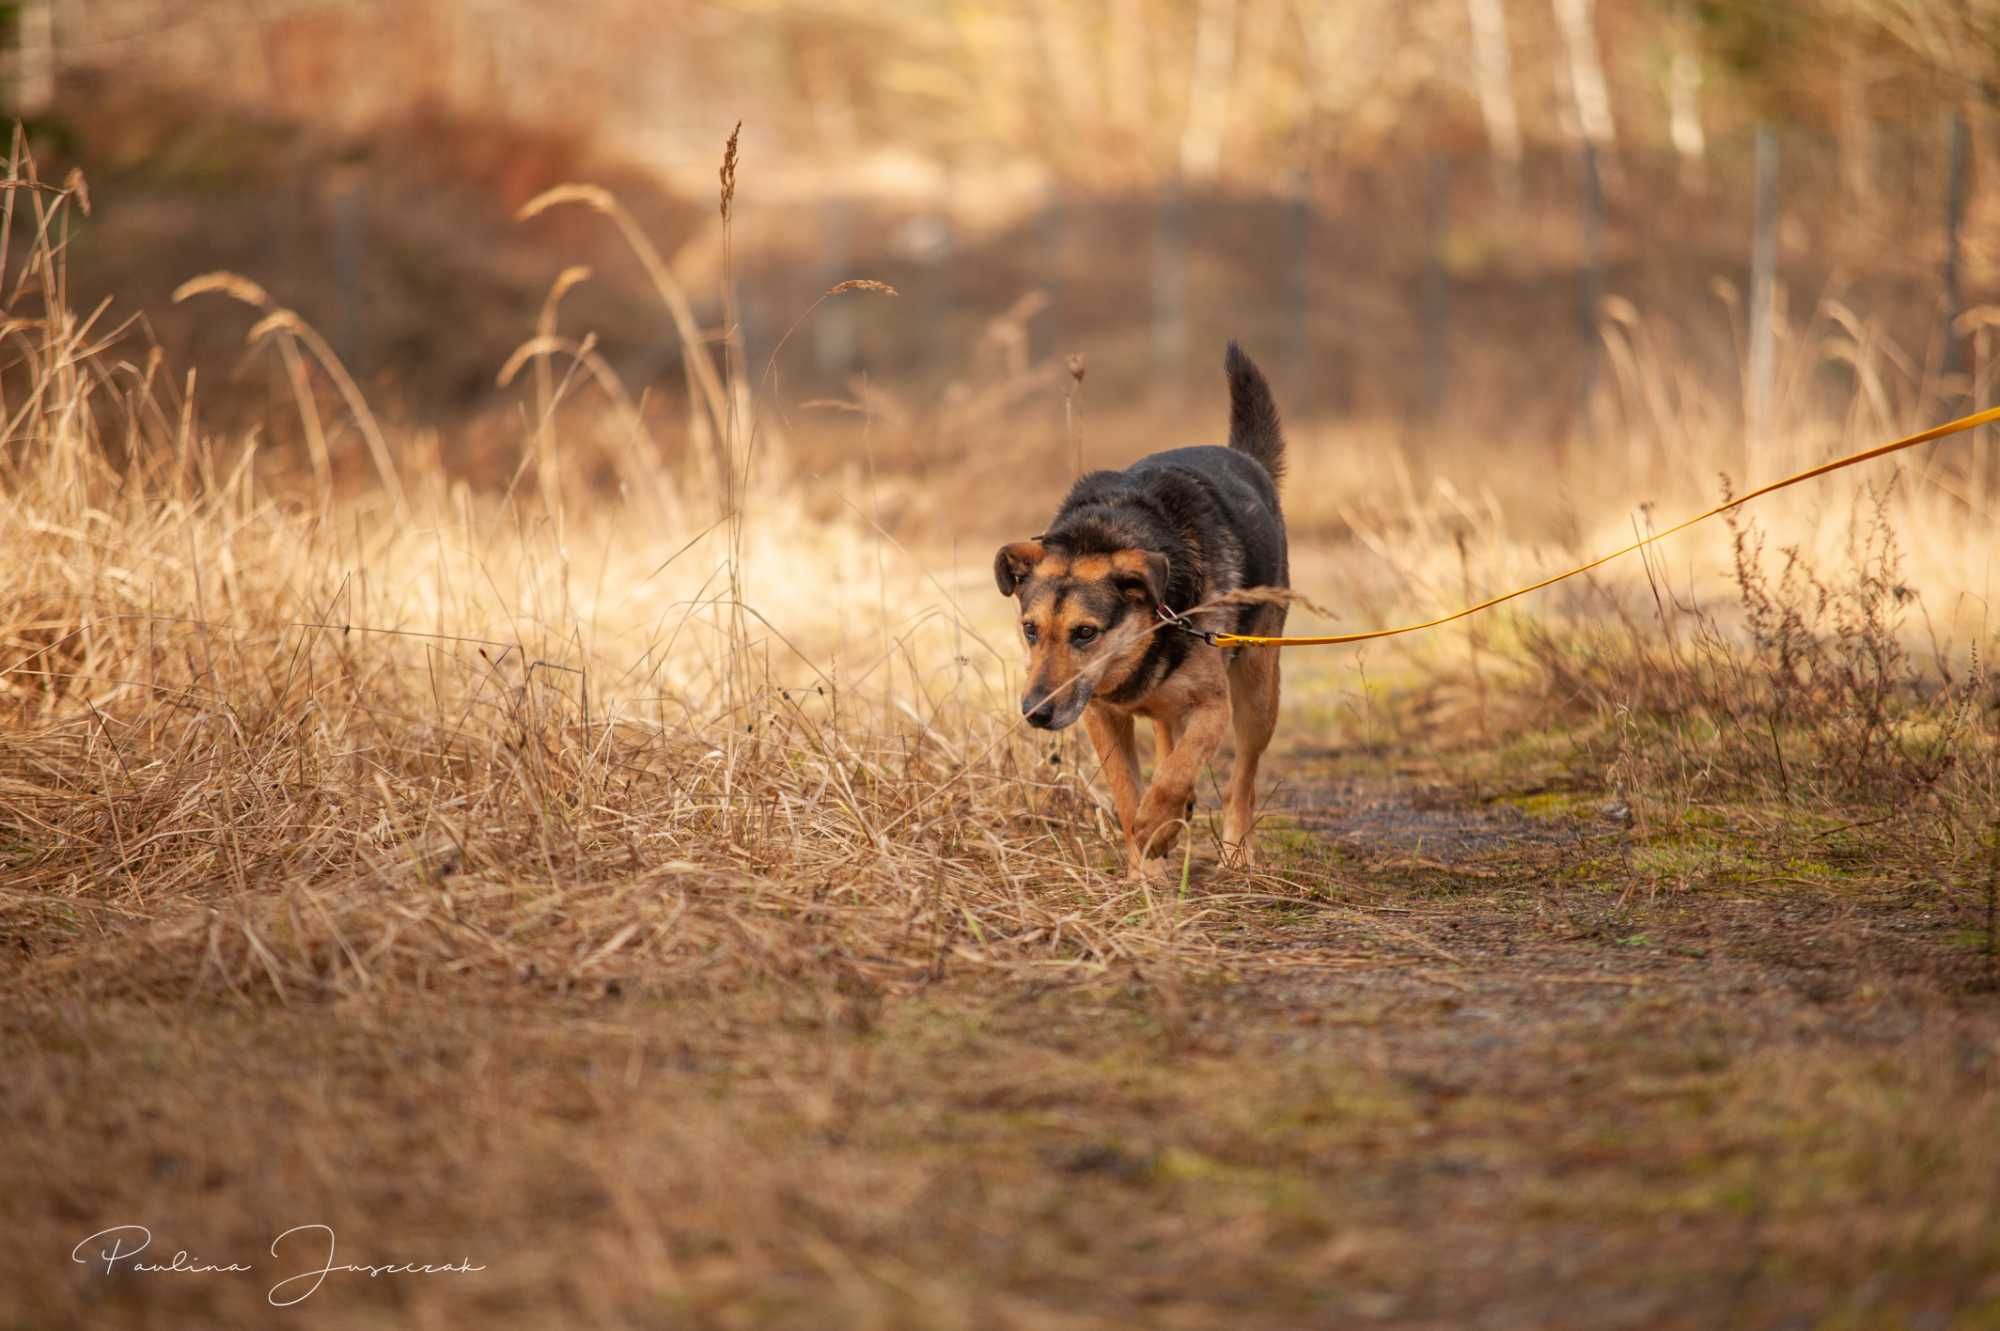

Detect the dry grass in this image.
[1,165,1235,1011]
[5,144,2000,1329]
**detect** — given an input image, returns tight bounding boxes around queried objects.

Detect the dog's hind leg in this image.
[1221,644,1280,868]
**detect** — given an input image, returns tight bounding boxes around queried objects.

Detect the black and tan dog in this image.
[995,342,1288,879]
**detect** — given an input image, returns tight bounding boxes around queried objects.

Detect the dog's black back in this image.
[1038,343,1288,698]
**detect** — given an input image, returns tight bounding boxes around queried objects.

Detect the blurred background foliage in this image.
[1,0,1995,500]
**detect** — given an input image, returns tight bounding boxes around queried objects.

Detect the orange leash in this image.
[1167,405,2000,650]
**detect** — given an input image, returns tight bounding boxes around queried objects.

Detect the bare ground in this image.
[5,745,1999,1331]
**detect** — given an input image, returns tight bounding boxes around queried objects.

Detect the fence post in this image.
[1746,123,1779,466]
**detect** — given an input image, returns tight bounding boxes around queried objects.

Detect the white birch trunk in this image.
[1465,0,1522,196]
[1552,0,1616,169]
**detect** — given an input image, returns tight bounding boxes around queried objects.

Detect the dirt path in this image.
[1146,756,2000,1326]
[6,757,1998,1331]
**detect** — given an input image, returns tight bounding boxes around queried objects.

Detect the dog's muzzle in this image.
[1021,683,1087,730]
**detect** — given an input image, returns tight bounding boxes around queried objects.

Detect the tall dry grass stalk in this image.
[1277,273,2000,677]
[0,145,1259,1011]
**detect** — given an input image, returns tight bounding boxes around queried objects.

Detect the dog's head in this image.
[993,538,1170,729]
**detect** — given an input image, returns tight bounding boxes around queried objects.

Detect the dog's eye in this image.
[1070,625,1099,645]
[1022,621,1038,644]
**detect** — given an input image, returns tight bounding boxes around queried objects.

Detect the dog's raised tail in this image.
[1224,341,1285,485]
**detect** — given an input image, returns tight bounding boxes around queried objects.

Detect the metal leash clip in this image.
[1155,603,1215,646]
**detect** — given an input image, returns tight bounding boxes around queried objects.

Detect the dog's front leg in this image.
[1128,696,1229,878]
[1083,705,1143,859]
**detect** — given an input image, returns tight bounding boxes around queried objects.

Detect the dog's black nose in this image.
[1021,695,1057,729]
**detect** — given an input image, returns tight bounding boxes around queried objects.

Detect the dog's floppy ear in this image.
[993,540,1046,596]
[1110,549,1171,607]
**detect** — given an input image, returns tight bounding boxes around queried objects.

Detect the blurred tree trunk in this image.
[1152,179,1189,379]
[1422,156,1451,420]
[1552,0,1616,179]
[1942,110,1969,382]
[1836,44,1879,211]
[1106,0,1148,143]
[1464,0,1521,200]
[1667,46,1706,189]
[1291,0,1398,141]
[1746,124,1779,456]
[1577,135,1604,429]
[1282,166,1311,409]
[1180,0,1238,180]
[1031,0,1096,150]
[11,0,55,116]
[1556,0,1610,432]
